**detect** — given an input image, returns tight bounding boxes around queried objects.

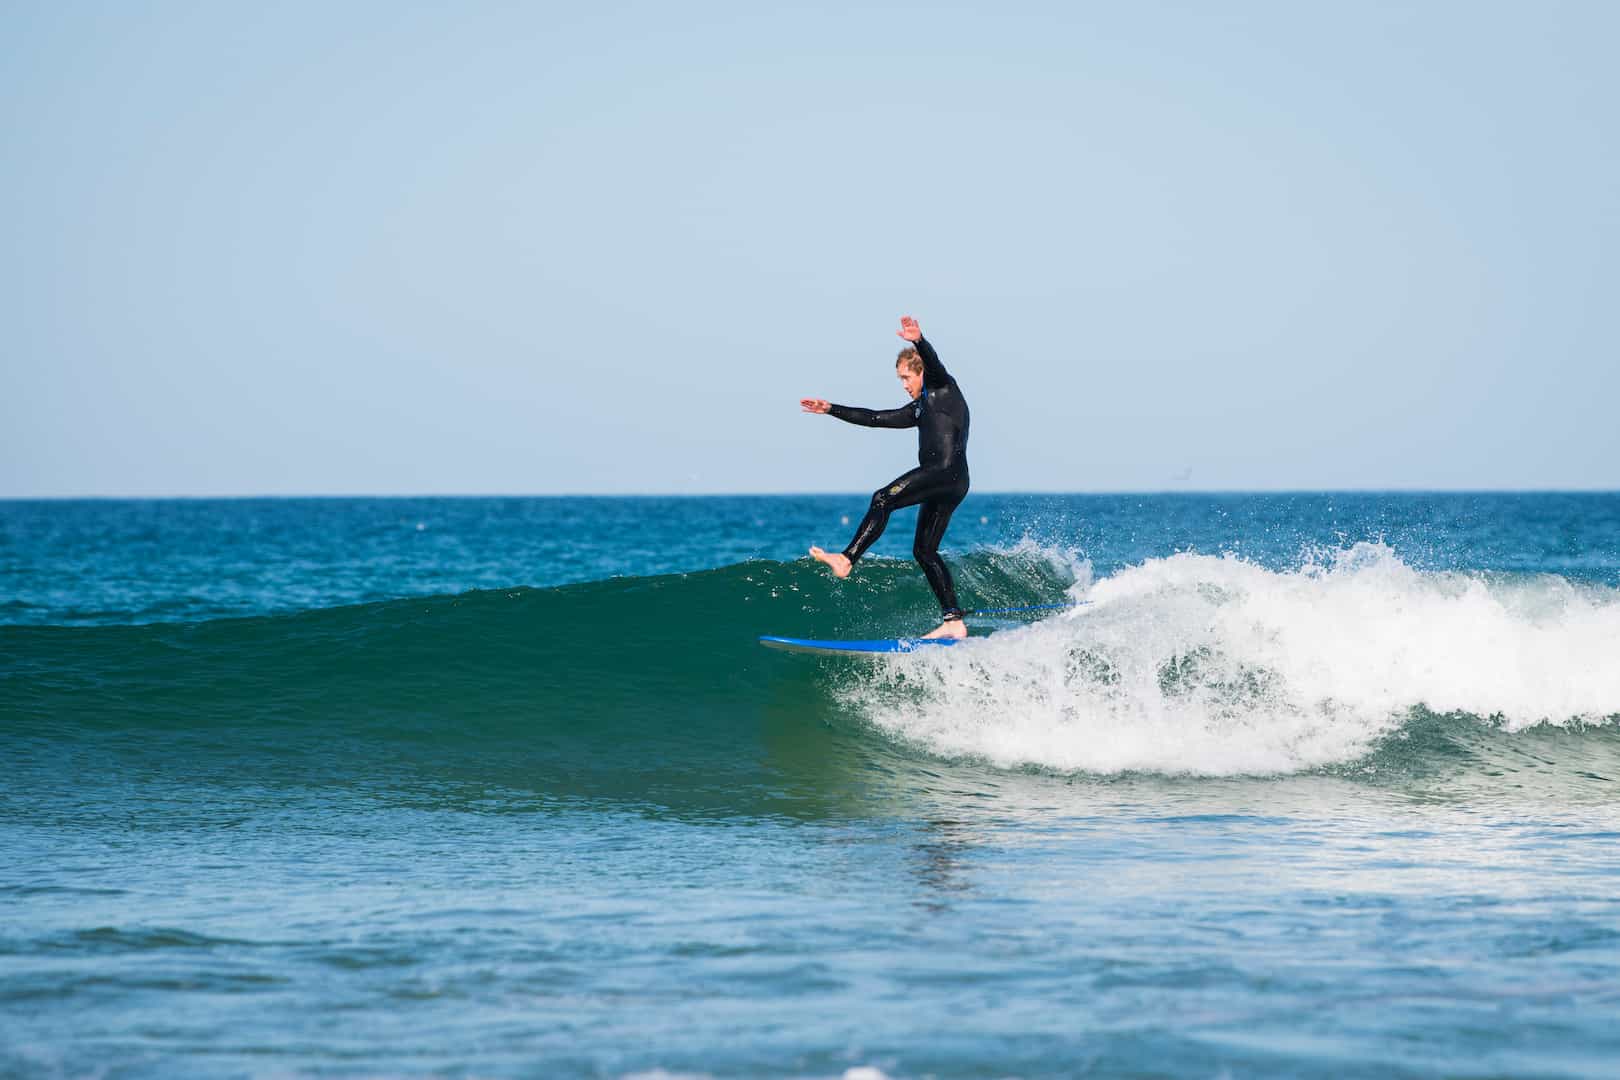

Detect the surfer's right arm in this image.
[898,316,951,389]
[802,398,918,428]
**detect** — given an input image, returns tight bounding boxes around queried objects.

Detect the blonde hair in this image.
[895,347,922,375]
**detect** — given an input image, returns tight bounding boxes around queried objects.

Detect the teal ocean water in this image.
[4,494,1620,1078]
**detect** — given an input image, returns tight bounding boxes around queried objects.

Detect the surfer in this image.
[801,315,971,640]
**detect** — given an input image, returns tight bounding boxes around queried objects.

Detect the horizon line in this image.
[3,488,1619,501]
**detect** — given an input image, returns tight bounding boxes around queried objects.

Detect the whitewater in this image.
[855,543,1620,776]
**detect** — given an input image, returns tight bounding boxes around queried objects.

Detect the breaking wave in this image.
[847,544,1620,775]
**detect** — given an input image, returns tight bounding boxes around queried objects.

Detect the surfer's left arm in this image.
[898,315,950,389]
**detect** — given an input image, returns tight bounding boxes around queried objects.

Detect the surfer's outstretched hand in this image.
[800,398,830,414]
[897,315,922,342]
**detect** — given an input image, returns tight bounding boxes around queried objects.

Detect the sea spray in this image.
[846,543,1620,775]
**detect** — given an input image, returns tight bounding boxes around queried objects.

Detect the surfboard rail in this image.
[759,602,1085,655]
[758,635,961,656]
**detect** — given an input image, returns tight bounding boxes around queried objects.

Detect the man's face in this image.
[897,363,923,400]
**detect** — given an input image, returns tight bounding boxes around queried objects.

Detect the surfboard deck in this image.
[758,635,962,656]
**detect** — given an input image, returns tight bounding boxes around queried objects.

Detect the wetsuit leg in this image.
[842,467,960,565]
[913,489,967,618]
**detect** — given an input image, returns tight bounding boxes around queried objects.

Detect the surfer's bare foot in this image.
[921,618,968,640]
[809,547,852,578]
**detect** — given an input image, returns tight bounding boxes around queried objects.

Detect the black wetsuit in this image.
[828,336,970,619]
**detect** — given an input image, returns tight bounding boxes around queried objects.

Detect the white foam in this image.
[848,543,1620,776]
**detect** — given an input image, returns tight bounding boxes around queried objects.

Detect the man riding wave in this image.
[800,315,971,640]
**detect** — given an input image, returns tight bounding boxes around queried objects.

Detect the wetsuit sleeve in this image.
[827,403,918,429]
[916,335,951,389]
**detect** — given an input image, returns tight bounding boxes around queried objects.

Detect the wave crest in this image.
[846,543,1620,776]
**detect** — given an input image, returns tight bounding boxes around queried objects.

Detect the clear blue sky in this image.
[4,0,1616,495]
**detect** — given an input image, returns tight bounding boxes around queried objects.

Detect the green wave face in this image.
[1,553,1077,820]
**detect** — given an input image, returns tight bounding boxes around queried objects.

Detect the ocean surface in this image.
[3,493,1620,1079]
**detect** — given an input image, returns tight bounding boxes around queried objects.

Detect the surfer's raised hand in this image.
[800,398,831,414]
[897,315,922,342]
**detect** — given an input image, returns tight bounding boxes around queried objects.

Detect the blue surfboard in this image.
[758,635,962,656]
[759,603,1084,656]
